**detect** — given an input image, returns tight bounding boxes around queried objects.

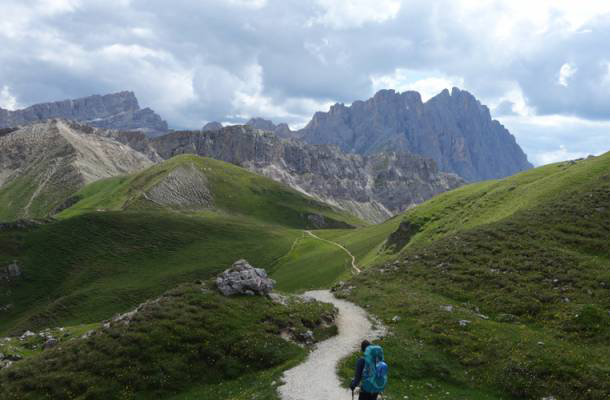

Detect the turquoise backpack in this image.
[361,345,388,393]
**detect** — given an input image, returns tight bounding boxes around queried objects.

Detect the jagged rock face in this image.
[297,87,532,182]
[246,117,293,138]
[202,121,223,131]
[0,119,154,220]
[216,259,275,296]
[152,125,463,223]
[0,91,168,135]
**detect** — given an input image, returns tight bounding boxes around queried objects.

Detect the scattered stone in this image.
[5,354,22,361]
[216,260,275,296]
[542,396,557,400]
[297,330,315,344]
[43,338,58,350]
[391,315,401,323]
[497,313,518,323]
[268,293,289,306]
[458,320,471,327]
[441,305,454,312]
[476,313,489,320]
[81,330,95,339]
[0,260,22,281]
[537,341,545,346]
[0,360,13,370]
[20,330,35,340]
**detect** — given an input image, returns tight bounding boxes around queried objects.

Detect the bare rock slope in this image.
[0,119,153,220]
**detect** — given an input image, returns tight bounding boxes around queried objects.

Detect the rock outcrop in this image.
[246,117,293,138]
[216,259,275,296]
[297,87,532,181]
[0,261,21,281]
[202,121,223,131]
[0,91,168,135]
[152,125,463,222]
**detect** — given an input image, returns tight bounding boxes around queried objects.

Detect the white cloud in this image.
[310,0,401,29]
[558,63,577,87]
[535,145,589,165]
[226,0,268,8]
[371,69,464,101]
[0,86,20,110]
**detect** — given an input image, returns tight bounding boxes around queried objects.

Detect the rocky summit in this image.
[216,259,275,296]
[151,125,463,222]
[0,91,168,135]
[297,87,532,181]
[246,117,293,138]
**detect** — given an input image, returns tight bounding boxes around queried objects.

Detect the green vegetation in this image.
[271,232,353,292]
[0,211,300,335]
[337,153,610,399]
[0,283,337,400]
[58,155,362,229]
[0,155,363,335]
[0,161,79,222]
[2,144,609,399]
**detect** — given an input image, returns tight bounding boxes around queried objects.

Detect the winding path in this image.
[305,230,361,274]
[278,290,384,400]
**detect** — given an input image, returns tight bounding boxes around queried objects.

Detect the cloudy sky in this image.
[1,0,610,165]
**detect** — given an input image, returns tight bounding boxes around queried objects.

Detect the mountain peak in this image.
[0,91,168,135]
[298,88,532,181]
[245,117,294,138]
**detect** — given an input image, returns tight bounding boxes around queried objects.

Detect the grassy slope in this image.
[0,155,363,335]
[0,159,79,222]
[0,283,337,400]
[271,232,353,293]
[336,153,610,399]
[58,155,363,229]
[0,212,299,335]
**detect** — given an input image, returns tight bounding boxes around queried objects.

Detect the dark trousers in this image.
[359,391,378,400]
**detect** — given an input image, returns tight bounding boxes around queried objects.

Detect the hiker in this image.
[350,340,388,399]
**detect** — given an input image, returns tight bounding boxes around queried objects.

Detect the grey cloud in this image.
[0,0,609,161]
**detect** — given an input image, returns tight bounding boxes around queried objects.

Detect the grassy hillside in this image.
[0,282,337,400]
[0,155,364,335]
[0,156,81,222]
[58,155,362,229]
[336,153,610,399]
[0,212,301,335]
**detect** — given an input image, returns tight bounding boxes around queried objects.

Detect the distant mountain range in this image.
[0,120,461,223]
[0,91,168,135]
[0,88,534,221]
[217,88,532,182]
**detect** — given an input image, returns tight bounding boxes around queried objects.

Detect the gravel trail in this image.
[305,231,361,274]
[279,290,384,400]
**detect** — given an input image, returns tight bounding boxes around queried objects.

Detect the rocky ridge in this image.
[0,119,154,219]
[0,91,168,135]
[246,117,293,138]
[0,119,462,223]
[297,87,532,181]
[151,125,463,222]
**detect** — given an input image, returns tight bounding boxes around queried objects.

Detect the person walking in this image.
[350,340,388,400]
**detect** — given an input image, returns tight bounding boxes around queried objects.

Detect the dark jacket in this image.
[350,357,365,391]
